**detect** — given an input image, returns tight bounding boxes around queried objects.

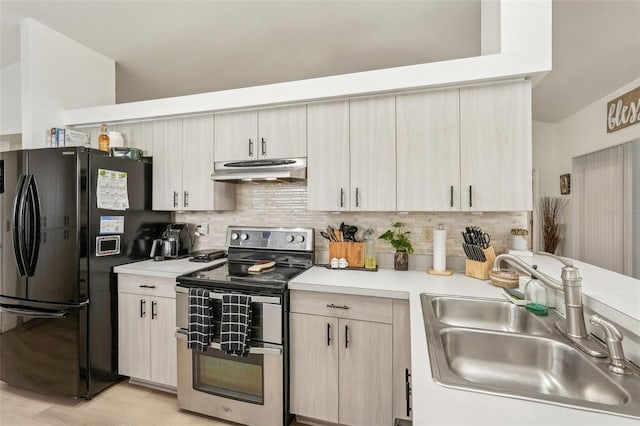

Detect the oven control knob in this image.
[231,232,239,241]
[287,235,295,243]
[240,233,249,241]
[296,235,305,243]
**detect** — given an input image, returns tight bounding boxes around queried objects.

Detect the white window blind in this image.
[572,140,638,277]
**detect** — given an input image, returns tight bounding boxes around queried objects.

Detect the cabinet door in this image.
[111,121,154,156]
[214,110,258,161]
[349,96,396,211]
[118,293,151,381]
[307,101,350,211]
[150,296,177,388]
[460,80,532,211]
[339,319,393,426]
[258,104,307,159]
[397,89,461,211]
[392,300,412,421]
[152,118,183,210]
[290,313,339,423]
[182,115,214,211]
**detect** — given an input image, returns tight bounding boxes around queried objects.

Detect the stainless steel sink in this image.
[421,294,640,419]
[431,296,552,335]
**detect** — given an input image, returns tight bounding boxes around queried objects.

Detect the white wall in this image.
[533,76,640,258]
[20,18,115,148]
[0,61,21,135]
[62,0,552,125]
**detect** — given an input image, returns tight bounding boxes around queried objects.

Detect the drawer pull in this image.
[326,304,349,310]
[139,284,157,289]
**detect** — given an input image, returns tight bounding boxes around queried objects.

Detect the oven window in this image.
[193,349,264,404]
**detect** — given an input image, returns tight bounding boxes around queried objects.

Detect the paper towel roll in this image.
[433,228,447,272]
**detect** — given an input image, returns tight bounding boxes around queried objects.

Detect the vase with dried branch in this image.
[539,196,568,254]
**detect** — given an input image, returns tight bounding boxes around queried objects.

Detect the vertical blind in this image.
[572,140,637,277]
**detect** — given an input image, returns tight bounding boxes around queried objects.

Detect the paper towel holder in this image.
[428,224,452,276]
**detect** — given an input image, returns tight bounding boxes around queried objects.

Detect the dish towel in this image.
[220,294,252,357]
[187,287,212,352]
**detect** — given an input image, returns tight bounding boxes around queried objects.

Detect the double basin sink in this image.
[421,294,640,419]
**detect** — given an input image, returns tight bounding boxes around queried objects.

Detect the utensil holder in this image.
[328,242,364,268]
[465,246,496,280]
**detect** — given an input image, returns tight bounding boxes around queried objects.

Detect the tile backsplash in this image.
[176,182,528,269]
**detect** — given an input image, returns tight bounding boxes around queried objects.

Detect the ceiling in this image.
[1,1,639,124]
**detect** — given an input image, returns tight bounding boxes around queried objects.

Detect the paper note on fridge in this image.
[96,169,129,210]
[99,215,125,234]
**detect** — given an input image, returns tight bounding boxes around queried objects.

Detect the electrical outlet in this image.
[422,227,433,242]
[196,223,209,235]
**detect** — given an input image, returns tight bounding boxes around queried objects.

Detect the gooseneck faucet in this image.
[493,252,607,358]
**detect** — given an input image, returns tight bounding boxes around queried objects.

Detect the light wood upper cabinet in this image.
[258,104,307,159]
[214,110,258,162]
[396,89,461,211]
[152,118,183,211]
[307,101,350,211]
[111,121,154,156]
[349,95,397,211]
[214,105,306,162]
[153,116,235,211]
[460,80,532,211]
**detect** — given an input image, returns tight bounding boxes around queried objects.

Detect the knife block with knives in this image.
[328,242,364,268]
[465,246,496,280]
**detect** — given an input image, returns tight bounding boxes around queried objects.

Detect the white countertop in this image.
[114,257,226,278]
[289,258,640,426]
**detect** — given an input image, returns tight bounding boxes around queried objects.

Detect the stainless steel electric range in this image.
[175,226,314,426]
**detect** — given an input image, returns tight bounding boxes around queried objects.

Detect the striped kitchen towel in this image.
[220,294,252,356]
[188,287,212,352]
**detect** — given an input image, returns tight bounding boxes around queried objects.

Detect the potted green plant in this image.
[379,222,414,271]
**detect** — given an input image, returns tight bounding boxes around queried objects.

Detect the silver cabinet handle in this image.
[248,139,253,157]
[326,303,349,310]
[173,191,179,208]
[183,191,189,208]
[261,138,266,156]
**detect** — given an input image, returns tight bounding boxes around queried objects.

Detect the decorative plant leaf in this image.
[378,222,414,254]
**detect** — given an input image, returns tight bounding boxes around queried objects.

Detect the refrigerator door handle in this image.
[0,303,69,319]
[12,174,28,276]
[25,175,41,276]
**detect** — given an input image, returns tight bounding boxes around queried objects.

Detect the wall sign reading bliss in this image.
[607,86,640,133]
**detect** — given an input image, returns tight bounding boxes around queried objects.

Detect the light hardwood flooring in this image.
[0,380,304,426]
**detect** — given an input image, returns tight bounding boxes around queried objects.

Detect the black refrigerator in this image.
[0,147,171,398]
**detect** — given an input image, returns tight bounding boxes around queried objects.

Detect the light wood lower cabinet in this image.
[117,275,177,389]
[290,291,409,426]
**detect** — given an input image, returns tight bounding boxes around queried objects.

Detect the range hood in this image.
[211,158,306,183]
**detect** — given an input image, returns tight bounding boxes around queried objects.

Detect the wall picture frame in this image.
[560,173,571,195]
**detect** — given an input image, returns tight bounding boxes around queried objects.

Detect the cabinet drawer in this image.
[117,274,176,299]
[290,290,392,324]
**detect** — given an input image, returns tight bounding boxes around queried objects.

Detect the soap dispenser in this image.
[525,265,547,306]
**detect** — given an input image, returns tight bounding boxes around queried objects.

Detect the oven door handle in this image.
[175,285,281,305]
[175,330,282,356]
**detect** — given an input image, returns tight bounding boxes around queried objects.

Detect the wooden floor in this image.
[0,380,302,426]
